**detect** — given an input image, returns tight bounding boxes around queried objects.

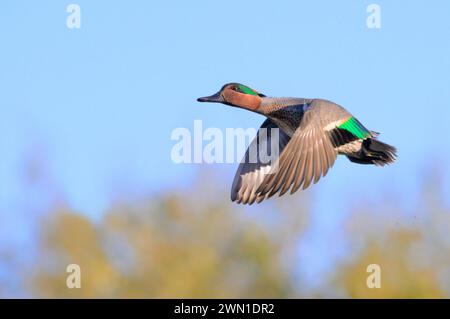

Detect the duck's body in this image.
[198,83,397,204]
[261,97,373,158]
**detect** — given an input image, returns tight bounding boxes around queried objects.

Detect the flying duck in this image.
[197,83,397,204]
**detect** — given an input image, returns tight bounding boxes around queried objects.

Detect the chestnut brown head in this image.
[197,83,265,112]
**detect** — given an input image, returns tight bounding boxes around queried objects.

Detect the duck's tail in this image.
[347,138,397,166]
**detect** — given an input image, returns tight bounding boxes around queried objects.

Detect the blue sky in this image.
[1,1,450,291]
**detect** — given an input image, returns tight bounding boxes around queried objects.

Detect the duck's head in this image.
[197,83,265,112]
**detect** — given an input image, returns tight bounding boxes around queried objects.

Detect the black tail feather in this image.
[347,139,397,166]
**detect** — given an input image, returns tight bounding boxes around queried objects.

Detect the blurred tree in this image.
[28,170,450,298]
[331,170,450,298]
[332,229,446,298]
[30,173,310,298]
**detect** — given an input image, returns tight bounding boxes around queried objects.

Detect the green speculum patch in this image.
[338,117,371,139]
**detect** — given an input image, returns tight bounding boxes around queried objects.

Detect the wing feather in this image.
[256,101,340,198]
[232,99,355,203]
[230,119,291,204]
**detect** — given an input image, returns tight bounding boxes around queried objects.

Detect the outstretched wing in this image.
[255,100,349,199]
[231,119,291,204]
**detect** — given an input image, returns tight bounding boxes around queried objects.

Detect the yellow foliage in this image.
[31,190,310,298]
[28,173,449,298]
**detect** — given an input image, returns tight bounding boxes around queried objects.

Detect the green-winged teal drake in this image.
[197,83,397,205]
